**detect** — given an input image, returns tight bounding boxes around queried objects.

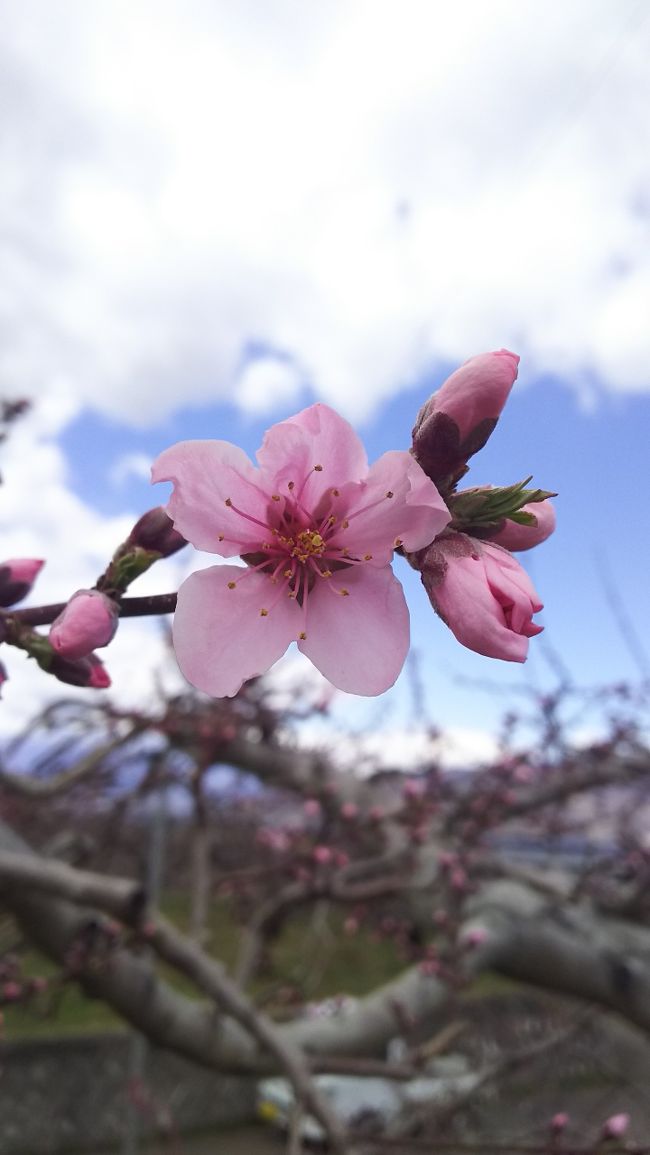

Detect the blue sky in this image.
[0,1,648,748]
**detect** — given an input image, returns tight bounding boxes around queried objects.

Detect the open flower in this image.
[153,403,449,697]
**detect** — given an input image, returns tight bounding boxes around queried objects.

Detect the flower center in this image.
[287,529,326,563]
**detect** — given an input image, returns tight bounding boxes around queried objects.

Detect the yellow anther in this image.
[314,464,323,472]
[331,488,340,497]
[284,569,293,578]
[364,553,372,561]
[341,519,349,529]
[320,569,332,578]
[227,581,236,589]
[218,534,225,541]
[394,538,403,547]
[385,490,394,499]
[260,608,269,617]
[339,588,350,597]
[225,497,233,507]
[271,494,281,502]
[299,630,307,640]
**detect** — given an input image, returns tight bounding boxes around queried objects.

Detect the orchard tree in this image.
[1,353,647,1153]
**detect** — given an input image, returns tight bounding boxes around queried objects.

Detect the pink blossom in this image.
[303,798,322,818]
[420,533,543,662]
[340,802,359,820]
[313,845,333,865]
[49,590,119,660]
[0,558,44,607]
[601,1113,630,1140]
[490,499,556,552]
[463,928,489,949]
[412,350,519,485]
[153,403,449,697]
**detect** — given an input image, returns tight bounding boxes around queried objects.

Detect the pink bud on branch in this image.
[0,559,44,607]
[418,532,543,662]
[412,350,519,490]
[49,590,119,660]
[489,499,556,552]
[126,507,188,558]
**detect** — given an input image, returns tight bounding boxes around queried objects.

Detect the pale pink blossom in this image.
[550,1112,569,1134]
[490,499,556,552]
[49,590,119,660]
[153,403,449,697]
[421,534,543,662]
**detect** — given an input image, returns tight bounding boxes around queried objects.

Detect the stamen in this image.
[224,497,271,533]
[260,608,269,616]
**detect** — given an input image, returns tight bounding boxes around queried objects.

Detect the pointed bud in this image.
[49,651,111,689]
[0,559,44,607]
[601,1113,629,1140]
[49,591,119,660]
[412,350,519,489]
[489,500,556,552]
[418,532,543,663]
[127,507,187,557]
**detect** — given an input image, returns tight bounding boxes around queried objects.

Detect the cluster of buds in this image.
[409,351,555,662]
[0,507,187,693]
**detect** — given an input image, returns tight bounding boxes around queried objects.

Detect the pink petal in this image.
[332,451,449,564]
[173,566,301,696]
[257,403,368,507]
[152,441,269,556]
[437,555,530,661]
[298,565,409,695]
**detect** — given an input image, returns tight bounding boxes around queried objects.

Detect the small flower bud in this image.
[550,1112,570,1134]
[49,651,111,689]
[601,1113,629,1140]
[0,559,44,607]
[489,500,556,552]
[412,350,519,488]
[49,590,119,660]
[127,507,187,557]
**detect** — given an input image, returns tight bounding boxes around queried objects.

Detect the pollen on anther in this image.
[299,630,307,640]
[339,588,350,597]
[227,581,236,589]
[260,608,269,617]
[218,534,225,541]
[331,488,340,497]
[320,569,332,578]
[385,490,394,499]
[225,497,233,507]
[283,569,292,578]
[394,538,403,547]
[364,553,373,561]
[314,464,323,472]
[271,494,281,502]
[287,481,295,490]
[341,519,349,529]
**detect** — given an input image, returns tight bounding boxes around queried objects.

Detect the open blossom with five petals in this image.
[153,403,449,697]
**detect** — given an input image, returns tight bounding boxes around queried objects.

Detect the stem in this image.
[8,593,178,628]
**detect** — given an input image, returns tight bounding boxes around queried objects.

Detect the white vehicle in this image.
[257,1055,476,1144]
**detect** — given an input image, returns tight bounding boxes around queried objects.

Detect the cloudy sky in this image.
[1,0,648,748]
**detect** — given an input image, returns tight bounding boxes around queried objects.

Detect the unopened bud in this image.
[49,590,119,660]
[412,350,519,489]
[49,651,111,689]
[601,1113,629,1140]
[0,559,44,607]
[488,500,556,552]
[127,507,187,557]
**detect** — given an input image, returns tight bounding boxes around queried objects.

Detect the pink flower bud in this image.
[313,845,333,865]
[303,799,322,818]
[0,558,44,607]
[49,590,119,660]
[601,1113,629,1140]
[550,1112,569,1134]
[463,928,489,949]
[419,533,543,663]
[340,802,358,820]
[489,500,556,552]
[127,507,187,557]
[412,350,519,486]
[50,651,111,689]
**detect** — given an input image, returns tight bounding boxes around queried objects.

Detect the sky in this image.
[0,0,648,755]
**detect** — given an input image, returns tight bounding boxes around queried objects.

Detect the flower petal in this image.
[331,451,449,564]
[152,441,270,556]
[257,403,368,507]
[299,565,409,695]
[173,565,300,696]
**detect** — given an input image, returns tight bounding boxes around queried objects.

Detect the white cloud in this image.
[0,0,648,430]
[109,452,153,488]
